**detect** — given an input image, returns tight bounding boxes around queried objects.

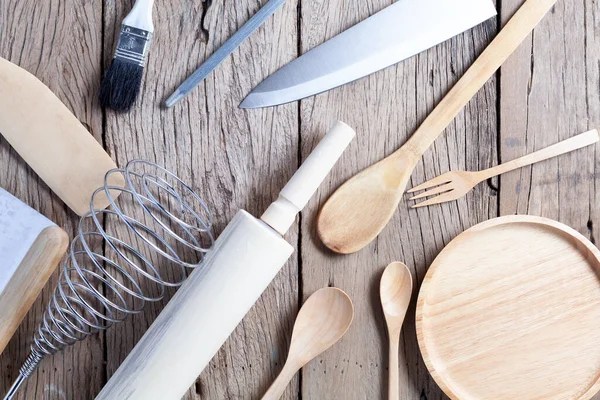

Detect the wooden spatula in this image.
[317,0,558,254]
[0,57,123,216]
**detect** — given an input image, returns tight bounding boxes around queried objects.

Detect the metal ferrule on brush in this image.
[114,25,153,67]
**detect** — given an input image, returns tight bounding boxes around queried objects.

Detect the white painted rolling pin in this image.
[96,121,356,400]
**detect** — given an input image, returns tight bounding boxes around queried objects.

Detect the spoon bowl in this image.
[380,262,413,400]
[317,152,418,254]
[381,261,413,320]
[261,287,354,399]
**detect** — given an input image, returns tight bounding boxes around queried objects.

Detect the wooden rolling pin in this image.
[96,122,356,400]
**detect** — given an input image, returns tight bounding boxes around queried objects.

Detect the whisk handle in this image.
[3,352,43,400]
[3,374,25,400]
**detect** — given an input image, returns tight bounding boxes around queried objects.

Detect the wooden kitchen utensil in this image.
[0,57,123,216]
[4,162,217,400]
[380,262,413,400]
[317,0,558,254]
[0,187,68,355]
[409,129,600,207]
[261,287,354,400]
[416,215,600,400]
[94,123,355,400]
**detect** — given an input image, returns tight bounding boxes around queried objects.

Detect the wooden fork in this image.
[408,129,600,208]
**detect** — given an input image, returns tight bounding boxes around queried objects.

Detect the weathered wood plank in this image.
[499,0,600,398]
[0,0,104,398]
[299,1,498,399]
[2,0,599,398]
[101,0,299,399]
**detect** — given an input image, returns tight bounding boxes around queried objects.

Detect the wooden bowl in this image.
[416,215,600,400]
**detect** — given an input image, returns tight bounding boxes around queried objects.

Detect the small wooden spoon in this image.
[380,262,413,400]
[317,0,558,254]
[261,287,354,400]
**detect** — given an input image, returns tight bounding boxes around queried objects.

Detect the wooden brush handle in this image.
[123,0,155,31]
[403,0,558,156]
[0,226,68,354]
[480,129,600,179]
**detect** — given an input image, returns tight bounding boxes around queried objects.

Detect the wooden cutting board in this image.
[416,215,600,400]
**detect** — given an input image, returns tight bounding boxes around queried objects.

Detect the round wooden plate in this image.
[416,215,600,400]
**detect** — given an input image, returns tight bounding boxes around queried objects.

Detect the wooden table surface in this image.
[0,0,598,399]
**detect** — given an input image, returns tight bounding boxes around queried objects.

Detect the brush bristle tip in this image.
[99,59,144,112]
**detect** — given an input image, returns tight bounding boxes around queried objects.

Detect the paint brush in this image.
[99,0,155,112]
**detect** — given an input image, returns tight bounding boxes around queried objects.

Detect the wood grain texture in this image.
[1,0,599,398]
[417,216,600,400]
[299,0,498,398]
[0,0,105,398]
[498,0,600,397]
[101,1,299,399]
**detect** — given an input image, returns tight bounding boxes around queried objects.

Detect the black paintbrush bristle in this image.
[99,59,143,112]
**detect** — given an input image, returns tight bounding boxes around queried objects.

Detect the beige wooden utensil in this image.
[0,57,123,216]
[317,0,558,254]
[416,215,600,400]
[261,287,354,400]
[380,262,413,400]
[409,129,600,207]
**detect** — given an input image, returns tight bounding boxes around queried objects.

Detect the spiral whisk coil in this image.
[4,161,214,400]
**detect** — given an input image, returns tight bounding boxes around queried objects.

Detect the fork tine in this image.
[408,183,454,201]
[411,190,461,208]
[407,173,452,193]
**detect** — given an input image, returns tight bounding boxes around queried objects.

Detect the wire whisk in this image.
[4,160,214,400]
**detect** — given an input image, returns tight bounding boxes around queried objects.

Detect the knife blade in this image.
[165,0,287,108]
[240,0,497,108]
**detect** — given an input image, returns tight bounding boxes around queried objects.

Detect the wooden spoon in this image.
[261,287,354,400]
[380,262,413,400]
[317,0,558,254]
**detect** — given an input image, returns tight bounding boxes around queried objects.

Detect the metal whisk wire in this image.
[4,161,214,400]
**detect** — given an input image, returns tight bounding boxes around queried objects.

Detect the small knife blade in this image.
[166,0,287,108]
[240,0,496,109]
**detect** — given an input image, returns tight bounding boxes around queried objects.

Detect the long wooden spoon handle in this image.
[261,362,300,400]
[480,129,600,179]
[388,336,400,400]
[404,0,558,156]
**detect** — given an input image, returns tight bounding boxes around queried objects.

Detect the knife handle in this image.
[0,226,68,354]
[402,0,558,156]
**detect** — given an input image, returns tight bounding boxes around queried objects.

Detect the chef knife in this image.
[240,0,497,108]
